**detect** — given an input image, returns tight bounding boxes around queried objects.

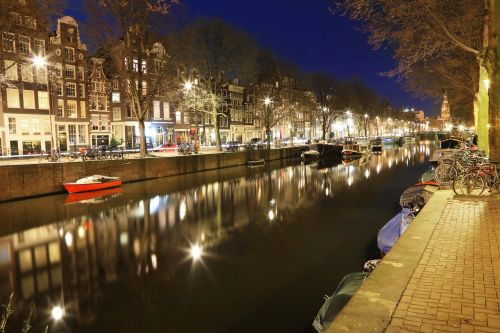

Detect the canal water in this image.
[0,143,433,333]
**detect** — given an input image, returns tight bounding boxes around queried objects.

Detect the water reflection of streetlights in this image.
[32,55,56,160]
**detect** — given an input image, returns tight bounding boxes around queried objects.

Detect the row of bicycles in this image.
[434,148,499,195]
[37,146,129,162]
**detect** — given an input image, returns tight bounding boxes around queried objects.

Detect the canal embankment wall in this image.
[325,189,452,333]
[0,146,306,202]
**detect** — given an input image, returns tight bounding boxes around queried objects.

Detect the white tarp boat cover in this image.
[75,175,120,184]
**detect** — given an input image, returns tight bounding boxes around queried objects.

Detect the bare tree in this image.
[83,0,179,157]
[173,18,258,151]
[334,0,498,157]
[308,73,344,139]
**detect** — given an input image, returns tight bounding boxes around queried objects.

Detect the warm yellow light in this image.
[264,97,272,106]
[183,81,193,91]
[484,79,490,90]
[190,244,203,260]
[364,113,369,119]
[51,306,64,320]
[32,55,47,68]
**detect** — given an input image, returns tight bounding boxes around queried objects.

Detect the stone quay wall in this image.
[0,146,306,202]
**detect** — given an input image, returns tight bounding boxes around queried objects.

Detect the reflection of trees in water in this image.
[1,143,433,328]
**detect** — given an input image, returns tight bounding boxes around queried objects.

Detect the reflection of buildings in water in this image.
[0,218,99,326]
[0,143,434,328]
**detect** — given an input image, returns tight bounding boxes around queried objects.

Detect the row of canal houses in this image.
[0,1,313,156]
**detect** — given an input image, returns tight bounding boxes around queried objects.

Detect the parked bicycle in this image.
[38,149,62,163]
[453,162,500,195]
[177,143,194,155]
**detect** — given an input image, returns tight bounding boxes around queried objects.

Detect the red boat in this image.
[63,175,122,193]
[65,187,123,204]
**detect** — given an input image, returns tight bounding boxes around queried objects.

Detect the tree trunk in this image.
[476,62,490,155]
[488,0,500,160]
[210,93,222,151]
[213,113,222,151]
[138,118,148,157]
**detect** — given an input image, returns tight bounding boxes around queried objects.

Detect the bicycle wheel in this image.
[458,173,485,195]
[67,152,77,161]
[452,172,465,195]
[435,161,457,183]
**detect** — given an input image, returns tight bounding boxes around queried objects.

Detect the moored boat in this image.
[63,175,122,193]
[312,272,369,332]
[301,149,321,162]
[247,159,265,167]
[440,136,464,149]
[65,187,122,204]
[316,143,343,158]
[341,138,370,160]
[370,137,382,152]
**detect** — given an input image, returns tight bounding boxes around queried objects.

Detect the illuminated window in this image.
[23,90,35,109]
[21,63,33,82]
[64,47,75,62]
[57,100,64,117]
[18,35,30,54]
[2,32,15,52]
[67,100,77,118]
[38,91,49,109]
[65,83,76,97]
[4,60,17,80]
[68,124,76,143]
[78,124,86,143]
[112,92,120,103]
[113,107,121,121]
[65,65,75,79]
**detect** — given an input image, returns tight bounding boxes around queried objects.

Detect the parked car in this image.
[155,143,177,152]
[223,141,241,152]
[133,142,154,150]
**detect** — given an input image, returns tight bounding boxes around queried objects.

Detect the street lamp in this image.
[183,80,202,145]
[345,109,352,137]
[363,113,369,137]
[264,97,272,149]
[32,56,56,161]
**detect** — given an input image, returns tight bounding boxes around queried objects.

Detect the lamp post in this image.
[183,80,200,145]
[364,113,369,138]
[322,106,329,140]
[32,55,56,161]
[345,109,352,137]
[264,97,272,149]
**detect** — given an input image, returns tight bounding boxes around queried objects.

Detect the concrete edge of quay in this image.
[325,188,454,333]
[0,146,306,202]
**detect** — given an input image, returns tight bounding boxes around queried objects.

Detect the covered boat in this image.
[400,183,436,208]
[370,137,382,152]
[440,137,464,149]
[63,175,122,193]
[312,272,369,332]
[377,208,414,256]
[302,149,321,162]
[316,143,343,158]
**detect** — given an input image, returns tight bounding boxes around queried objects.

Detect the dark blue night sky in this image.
[66,0,439,116]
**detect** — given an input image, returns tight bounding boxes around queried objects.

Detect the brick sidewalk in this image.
[385,195,500,333]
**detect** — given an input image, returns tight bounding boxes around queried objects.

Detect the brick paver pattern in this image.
[385,196,500,333]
